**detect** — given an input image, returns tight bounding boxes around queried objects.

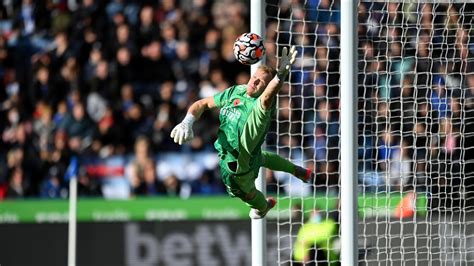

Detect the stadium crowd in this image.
[0,1,473,204]
[0,0,249,199]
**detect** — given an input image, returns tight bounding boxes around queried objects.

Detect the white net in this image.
[266,0,341,264]
[266,1,474,265]
[358,2,474,265]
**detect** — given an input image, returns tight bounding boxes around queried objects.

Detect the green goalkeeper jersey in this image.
[213,85,275,170]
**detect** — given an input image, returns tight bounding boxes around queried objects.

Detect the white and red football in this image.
[233,33,265,65]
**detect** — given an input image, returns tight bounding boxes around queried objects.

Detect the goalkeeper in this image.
[171,46,312,219]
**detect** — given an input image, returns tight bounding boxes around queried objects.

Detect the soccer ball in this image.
[233,33,265,65]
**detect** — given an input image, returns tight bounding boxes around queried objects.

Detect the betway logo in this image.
[124,223,289,266]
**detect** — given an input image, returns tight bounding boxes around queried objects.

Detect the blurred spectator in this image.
[113,46,137,87]
[83,43,103,84]
[127,136,155,193]
[265,168,284,195]
[123,103,153,148]
[6,167,30,198]
[88,59,118,101]
[77,166,101,197]
[161,174,183,197]
[160,22,178,60]
[110,23,137,59]
[33,104,55,159]
[134,159,161,196]
[49,31,74,76]
[430,75,450,119]
[190,170,225,195]
[39,166,65,198]
[172,41,200,85]
[152,81,179,151]
[2,107,21,146]
[93,104,125,156]
[440,118,459,157]
[59,102,96,152]
[377,131,397,172]
[30,66,61,107]
[135,5,159,49]
[139,40,174,84]
[387,140,412,191]
[53,100,68,125]
[308,0,340,24]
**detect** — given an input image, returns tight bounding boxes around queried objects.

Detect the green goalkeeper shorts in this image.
[219,157,260,198]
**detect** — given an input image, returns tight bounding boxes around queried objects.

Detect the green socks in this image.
[261,151,296,175]
[244,189,268,211]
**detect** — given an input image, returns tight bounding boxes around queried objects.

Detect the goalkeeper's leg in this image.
[261,151,314,182]
[237,100,314,183]
[219,161,275,219]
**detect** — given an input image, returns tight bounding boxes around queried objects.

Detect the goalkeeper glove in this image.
[277,46,298,80]
[170,113,196,145]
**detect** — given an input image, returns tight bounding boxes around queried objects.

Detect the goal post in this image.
[340,0,358,265]
[251,1,267,266]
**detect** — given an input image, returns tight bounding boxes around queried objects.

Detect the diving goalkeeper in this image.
[171,46,313,219]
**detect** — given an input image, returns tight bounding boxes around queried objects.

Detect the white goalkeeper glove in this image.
[170,113,196,145]
[277,46,298,80]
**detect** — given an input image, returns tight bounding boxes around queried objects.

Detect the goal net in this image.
[265,1,474,265]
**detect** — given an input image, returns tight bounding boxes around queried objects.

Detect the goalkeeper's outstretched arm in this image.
[260,46,297,110]
[187,96,216,119]
[170,96,215,145]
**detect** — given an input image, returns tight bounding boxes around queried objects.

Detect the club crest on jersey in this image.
[233,99,241,106]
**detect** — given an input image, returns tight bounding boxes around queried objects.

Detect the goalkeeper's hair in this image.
[258,65,277,77]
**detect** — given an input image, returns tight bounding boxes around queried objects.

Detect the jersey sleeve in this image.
[256,95,277,116]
